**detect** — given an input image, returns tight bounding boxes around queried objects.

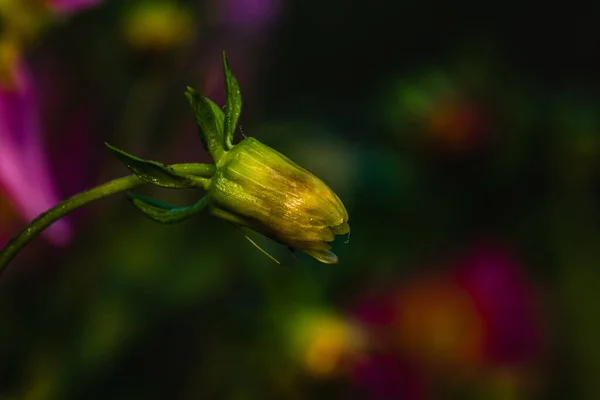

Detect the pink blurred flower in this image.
[452,243,544,366]
[349,242,544,397]
[0,61,71,246]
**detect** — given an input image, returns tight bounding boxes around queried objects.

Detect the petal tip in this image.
[304,249,339,264]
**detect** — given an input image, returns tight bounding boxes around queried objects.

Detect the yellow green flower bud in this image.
[206,137,350,264]
[107,53,351,264]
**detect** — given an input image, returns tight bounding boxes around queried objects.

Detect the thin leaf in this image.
[232,224,281,264]
[185,87,225,162]
[106,143,197,188]
[129,193,207,224]
[222,52,242,150]
[243,234,281,264]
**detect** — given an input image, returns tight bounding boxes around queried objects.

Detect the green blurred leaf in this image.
[128,193,206,224]
[185,87,225,161]
[222,52,242,150]
[105,143,198,188]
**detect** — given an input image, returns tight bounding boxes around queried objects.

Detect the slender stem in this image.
[0,175,143,273]
[171,163,216,178]
[0,162,216,274]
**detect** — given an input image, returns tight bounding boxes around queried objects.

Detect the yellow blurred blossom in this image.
[290,310,365,378]
[121,1,194,52]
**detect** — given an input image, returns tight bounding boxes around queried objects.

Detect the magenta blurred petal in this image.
[352,354,425,400]
[0,62,71,246]
[453,243,543,366]
[48,0,103,14]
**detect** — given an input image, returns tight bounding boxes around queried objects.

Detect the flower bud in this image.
[206,137,349,263]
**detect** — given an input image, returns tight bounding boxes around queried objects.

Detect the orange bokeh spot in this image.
[394,277,485,376]
[427,96,483,153]
[292,312,365,379]
[0,40,21,88]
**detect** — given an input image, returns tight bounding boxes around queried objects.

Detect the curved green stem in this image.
[0,162,215,275]
[0,175,143,274]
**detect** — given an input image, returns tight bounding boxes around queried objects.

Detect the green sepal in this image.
[105,143,199,189]
[185,86,225,162]
[128,193,207,224]
[222,52,242,150]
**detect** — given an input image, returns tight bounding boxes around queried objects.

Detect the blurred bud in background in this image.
[120,0,194,53]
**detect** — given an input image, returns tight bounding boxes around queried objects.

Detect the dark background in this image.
[1,1,600,398]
